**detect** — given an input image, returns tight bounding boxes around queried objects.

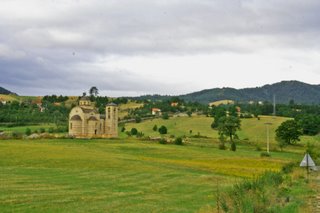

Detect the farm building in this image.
[69,96,118,138]
[151,108,162,116]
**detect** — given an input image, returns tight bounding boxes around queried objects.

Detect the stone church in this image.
[69,96,118,138]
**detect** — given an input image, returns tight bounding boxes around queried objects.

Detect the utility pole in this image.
[265,122,272,153]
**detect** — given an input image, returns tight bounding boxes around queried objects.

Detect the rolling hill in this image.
[180,81,320,104]
[134,81,319,104]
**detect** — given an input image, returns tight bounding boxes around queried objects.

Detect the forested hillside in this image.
[0,87,15,95]
[180,81,320,104]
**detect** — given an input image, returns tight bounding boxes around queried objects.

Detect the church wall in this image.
[69,120,82,136]
[87,120,98,136]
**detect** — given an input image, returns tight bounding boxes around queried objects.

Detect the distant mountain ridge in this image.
[180,81,320,104]
[0,87,15,95]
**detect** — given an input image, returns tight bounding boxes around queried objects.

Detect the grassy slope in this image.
[123,116,219,138]
[118,102,144,119]
[0,94,19,102]
[0,138,302,212]
[123,115,289,143]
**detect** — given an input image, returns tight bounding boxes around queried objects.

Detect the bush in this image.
[153,125,158,131]
[260,152,271,157]
[39,128,45,133]
[159,138,167,144]
[136,131,144,138]
[25,128,32,136]
[162,113,169,120]
[121,126,126,132]
[158,125,167,134]
[130,128,138,135]
[174,137,183,145]
[12,131,23,139]
[135,116,142,123]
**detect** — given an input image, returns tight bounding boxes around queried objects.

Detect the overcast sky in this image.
[1,0,320,96]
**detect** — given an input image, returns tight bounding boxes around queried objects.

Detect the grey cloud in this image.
[4,0,320,55]
[1,0,320,95]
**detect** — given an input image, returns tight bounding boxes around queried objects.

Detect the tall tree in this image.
[89,86,99,97]
[218,116,241,151]
[211,106,226,129]
[275,120,303,149]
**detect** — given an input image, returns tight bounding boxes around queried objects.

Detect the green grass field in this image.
[0,115,318,212]
[123,115,290,144]
[0,137,308,213]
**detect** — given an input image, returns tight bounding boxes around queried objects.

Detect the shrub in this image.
[162,113,169,120]
[260,152,271,157]
[153,125,158,131]
[159,138,167,144]
[25,128,32,136]
[130,128,138,135]
[121,126,126,132]
[135,116,142,123]
[158,125,167,134]
[174,137,183,145]
[12,131,23,139]
[39,128,45,133]
[48,127,54,133]
[136,131,144,138]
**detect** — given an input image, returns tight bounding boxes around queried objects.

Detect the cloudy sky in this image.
[1,0,320,96]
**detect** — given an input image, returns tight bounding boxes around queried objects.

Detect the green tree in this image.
[276,120,303,149]
[158,125,167,134]
[211,107,226,128]
[174,137,183,145]
[25,128,32,136]
[130,128,138,135]
[218,116,241,151]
